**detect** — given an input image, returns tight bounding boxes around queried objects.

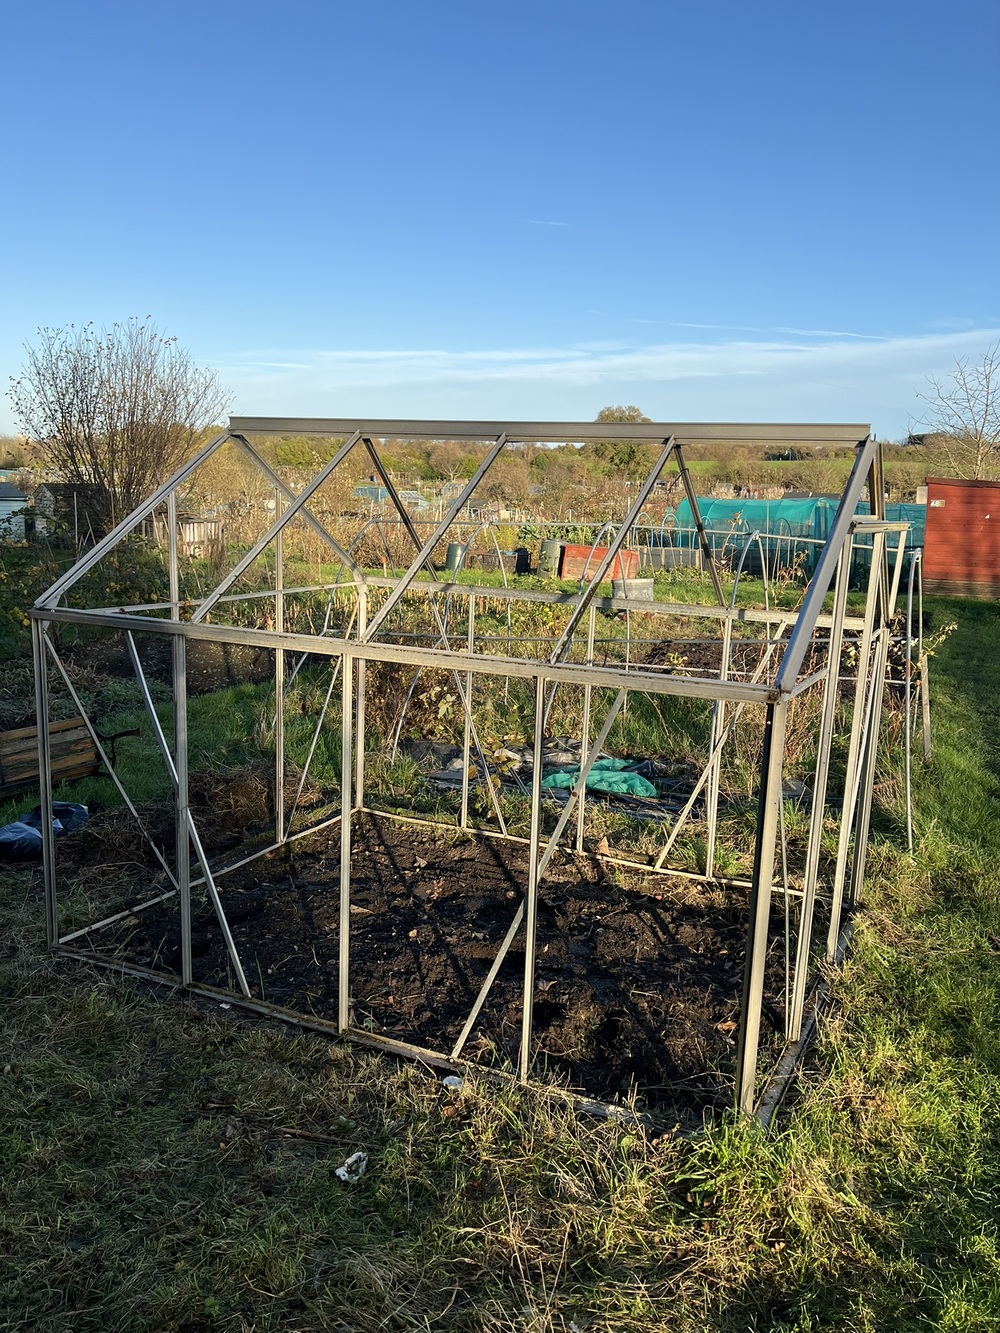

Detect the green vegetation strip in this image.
[2,598,1000,1330]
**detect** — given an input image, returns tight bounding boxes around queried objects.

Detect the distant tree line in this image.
[9,318,1000,531]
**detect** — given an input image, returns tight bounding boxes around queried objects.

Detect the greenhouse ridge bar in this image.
[31,417,904,1120]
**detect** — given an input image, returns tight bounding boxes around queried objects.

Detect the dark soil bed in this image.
[84,813,791,1124]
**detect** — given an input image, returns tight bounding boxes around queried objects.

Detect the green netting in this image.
[673,496,836,539]
[663,496,924,578]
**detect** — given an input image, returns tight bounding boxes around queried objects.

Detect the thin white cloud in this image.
[638,319,887,340]
[218,327,1000,439]
[526,219,572,227]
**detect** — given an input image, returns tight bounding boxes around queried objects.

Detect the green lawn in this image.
[1,597,999,1330]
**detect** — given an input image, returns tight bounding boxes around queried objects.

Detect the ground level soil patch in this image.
[92,813,788,1123]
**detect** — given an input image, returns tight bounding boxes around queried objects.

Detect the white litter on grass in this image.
[335,1151,368,1184]
[442,1075,464,1090]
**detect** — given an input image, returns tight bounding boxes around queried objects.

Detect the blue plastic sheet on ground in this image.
[0,802,89,860]
[0,822,44,859]
[541,758,658,798]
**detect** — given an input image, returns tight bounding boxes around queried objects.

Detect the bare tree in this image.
[9,318,231,527]
[919,344,1000,479]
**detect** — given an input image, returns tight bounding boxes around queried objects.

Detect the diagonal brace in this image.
[192,431,363,623]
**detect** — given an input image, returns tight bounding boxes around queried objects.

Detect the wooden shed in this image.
[0,481,28,541]
[922,477,1000,596]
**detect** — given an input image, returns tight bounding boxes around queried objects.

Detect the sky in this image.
[1,0,998,439]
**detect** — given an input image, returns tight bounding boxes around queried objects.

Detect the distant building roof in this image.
[34,482,107,538]
[0,482,27,502]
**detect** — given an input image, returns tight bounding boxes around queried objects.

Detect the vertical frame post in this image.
[918,561,932,761]
[167,491,179,613]
[461,592,474,829]
[575,605,597,852]
[354,591,367,810]
[705,607,734,878]
[338,651,354,1031]
[826,527,883,959]
[519,674,547,1082]
[274,490,285,843]
[32,617,58,948]
[166,492,193,985]
[173,631,192,986]
[787,537,852,1039]
[846,526,905,912]
[736,697,789,1114]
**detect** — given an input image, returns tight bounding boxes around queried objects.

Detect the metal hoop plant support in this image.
[30,417,905,1123]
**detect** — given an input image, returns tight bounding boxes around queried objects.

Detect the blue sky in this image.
[2,0,997,438]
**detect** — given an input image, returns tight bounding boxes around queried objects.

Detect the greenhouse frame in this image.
[30,418,909,1119]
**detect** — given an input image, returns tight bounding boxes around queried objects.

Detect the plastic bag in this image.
[21,803,90,834]
[0,822,44,860]
[0,802,89,861]
[541,759,657,798]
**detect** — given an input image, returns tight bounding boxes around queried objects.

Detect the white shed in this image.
[0,482,28,541]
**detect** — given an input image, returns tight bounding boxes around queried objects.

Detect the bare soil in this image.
[82,811,790,1124]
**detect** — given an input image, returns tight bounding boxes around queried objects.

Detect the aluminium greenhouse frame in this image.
[31,418,905,1118]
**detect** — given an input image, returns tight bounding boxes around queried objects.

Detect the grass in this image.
[3,597,1000,1329]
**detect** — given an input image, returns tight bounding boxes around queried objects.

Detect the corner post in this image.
[32,618,58,948]
[736,696,789,1115]
[519,674,547,1081]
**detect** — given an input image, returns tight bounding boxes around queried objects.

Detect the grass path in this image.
[1,599,1000,1330]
